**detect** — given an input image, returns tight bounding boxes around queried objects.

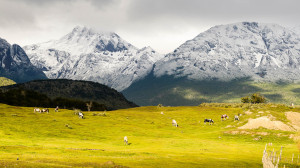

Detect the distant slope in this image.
[0,38,47,83]
[0,77,16,87]
[1,79,137,110]
[123,73,300,106]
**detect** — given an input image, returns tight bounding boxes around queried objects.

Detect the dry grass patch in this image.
[238,116,295,132]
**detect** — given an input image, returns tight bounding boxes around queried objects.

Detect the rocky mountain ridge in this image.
[24,26,163,91]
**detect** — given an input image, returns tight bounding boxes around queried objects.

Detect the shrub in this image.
[241,96,250,103]
[241,93,267,104]
[250,93,266,104]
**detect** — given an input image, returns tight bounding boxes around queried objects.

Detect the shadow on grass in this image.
[264,94,283,102]
[291,88,300,97]
[123,73,265,106]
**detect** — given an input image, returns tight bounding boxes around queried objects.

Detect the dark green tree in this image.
[250,93,266,104]
[241,96,250,103]
[241,93,267,104]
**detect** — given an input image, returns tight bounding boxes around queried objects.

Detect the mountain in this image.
[0,38,47,83]
[1,79,137,110]
[123,22,300,106]
[154,22,300,82]
[24,26,163,91]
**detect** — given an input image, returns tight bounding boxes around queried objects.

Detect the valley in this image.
[1,0,300,167]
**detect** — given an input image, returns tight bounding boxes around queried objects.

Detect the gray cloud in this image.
[127,0,300,25]
[0,0,299,53]
[11,0,118,8]
[0,0,36,28]
[12,0,76,5]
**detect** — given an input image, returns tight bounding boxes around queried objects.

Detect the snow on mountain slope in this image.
[24,26,163,91]
[154,22,300,82]
[291,25,300,36]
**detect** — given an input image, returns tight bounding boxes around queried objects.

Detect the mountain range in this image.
[123,22,300,105]
[2,22,300,106]
[153,22,300,82]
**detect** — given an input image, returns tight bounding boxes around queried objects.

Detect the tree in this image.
[241,96,250,103]
[86,101,93,111]
[250,93,266,104]
[241,93,267,104]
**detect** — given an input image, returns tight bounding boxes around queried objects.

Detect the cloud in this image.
[0,0,36,28]
[10,0,118,8]
[0,0,299,53]
[127,0,300,25]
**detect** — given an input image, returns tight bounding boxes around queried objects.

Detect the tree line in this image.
[0,88,106,111]
[241,93,267,104]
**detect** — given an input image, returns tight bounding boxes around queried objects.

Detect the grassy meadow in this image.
[123,75,300,106]
[0,77,16,87]
[0,103,300,167]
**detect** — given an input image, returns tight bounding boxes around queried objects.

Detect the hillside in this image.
[0,77,16,87]
[1,79,137,110]
[0,103,299,167]
[123,73,300,106]
[0,38,47,83]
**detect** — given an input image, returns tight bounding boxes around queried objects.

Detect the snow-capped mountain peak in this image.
[25,26,162,91]
[154,22,300,82]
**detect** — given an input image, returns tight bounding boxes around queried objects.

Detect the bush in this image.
[241,93,266,104]
[250,93,266,104]
[241,96,250,103]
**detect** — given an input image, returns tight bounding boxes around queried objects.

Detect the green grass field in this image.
[0,103,299,167]
[123,75,300,106]
[0,77,15,87]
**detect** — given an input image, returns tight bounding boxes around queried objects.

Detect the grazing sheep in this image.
[234,115,239,121]
[41,108,49,113]
[34,108,41,113]
[161,112,164,115]
[55,106,59,112]
[291,103,295,108]
[172,119,178,127]
[124,136,128,145]
[221,114,228,121]
[204,119,214,125]
[78,112,84,119]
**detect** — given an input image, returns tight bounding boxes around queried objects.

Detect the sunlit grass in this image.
[0,103,299,167]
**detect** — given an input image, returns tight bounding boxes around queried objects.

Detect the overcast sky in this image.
[0,0,299,53]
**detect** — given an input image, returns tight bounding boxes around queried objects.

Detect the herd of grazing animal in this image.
[34,106,85,119]
[203,114,240,125]
[34,107,58,113]
[170,113,240,128]
[33,107,240,145]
